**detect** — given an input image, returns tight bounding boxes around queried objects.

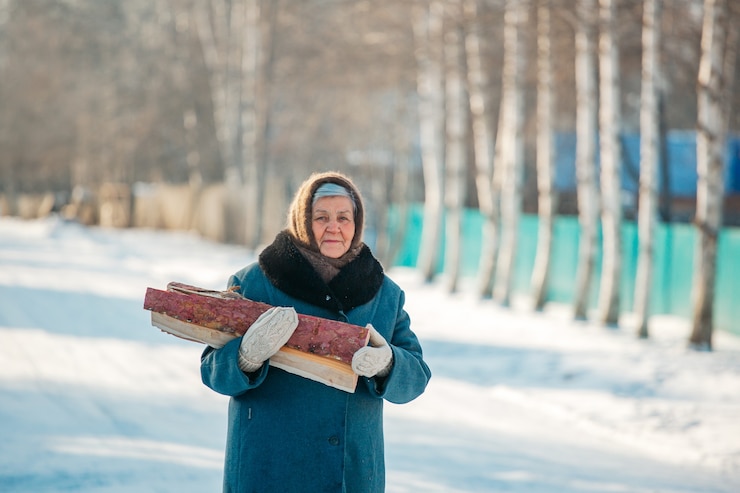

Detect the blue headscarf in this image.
[311,183,356,212]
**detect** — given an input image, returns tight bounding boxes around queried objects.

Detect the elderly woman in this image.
[201,171,431,493]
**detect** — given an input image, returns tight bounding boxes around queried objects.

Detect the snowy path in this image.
[0,217,738,492]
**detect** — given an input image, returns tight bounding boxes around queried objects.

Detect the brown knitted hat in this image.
[287,171,364,251]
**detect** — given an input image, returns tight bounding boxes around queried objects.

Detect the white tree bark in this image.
[191,0,246,244]
[596,0,623,326]
[192,0,238,176]
[573,0,599,320]
[531,0,556,311]
[463,0,499,299]
[241,0,276,249]
[0,0,17,216]
[443,0,468,294]
[239,0,261,247]
[0,0,9,67]
[691,0,735,350]
[413,1,446,283]
[634,0,662,338]
[190,0,269,248]
[375,99,413,268]
[494,0,528,307]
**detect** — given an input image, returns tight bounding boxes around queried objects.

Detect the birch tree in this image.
[239,0,262,247]
[242,0,277,249]
[443,0,468,294]
[0,0,15,216]
[573,0,600,320]
[464,0,500,299]
[378,133,414,269]
[494,0,528,307]
[191,0,264,245]
[192,0,238,178]
[413,1,446,283]
[0,0,7,68]
[531,0,556,311]
[634,0,662,339]
[690,0,736,350]
[596,0,623,326]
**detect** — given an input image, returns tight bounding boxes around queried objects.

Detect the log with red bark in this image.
[143,282,370,392]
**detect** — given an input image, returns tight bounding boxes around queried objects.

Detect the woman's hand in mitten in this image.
[352,324,393,378]
[238,306,299,373]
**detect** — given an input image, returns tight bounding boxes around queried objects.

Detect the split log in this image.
[143,282,370,393]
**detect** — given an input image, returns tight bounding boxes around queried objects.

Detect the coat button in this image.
[325,295,331,301]
[328,436,340,446]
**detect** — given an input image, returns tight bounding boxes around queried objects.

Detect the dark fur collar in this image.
[259,231,384,312]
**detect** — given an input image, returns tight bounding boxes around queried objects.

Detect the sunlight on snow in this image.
[49,436,223,470]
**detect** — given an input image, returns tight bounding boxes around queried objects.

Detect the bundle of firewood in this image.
[143,282,370,393]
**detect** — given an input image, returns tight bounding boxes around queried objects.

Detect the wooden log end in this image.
[271,346,358,393]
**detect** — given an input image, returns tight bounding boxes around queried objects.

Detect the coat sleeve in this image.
[200,264,270,396]
[363,288,431,404]
[200,339,269,396]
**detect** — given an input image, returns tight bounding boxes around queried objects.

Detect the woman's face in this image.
[311,195,356,258]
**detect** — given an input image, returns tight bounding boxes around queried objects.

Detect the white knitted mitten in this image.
[238,306,299,373]
[351,324,393,378]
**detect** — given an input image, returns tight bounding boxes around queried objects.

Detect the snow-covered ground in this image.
[0,216,738,493]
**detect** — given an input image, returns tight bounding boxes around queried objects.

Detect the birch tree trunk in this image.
[634,0,662,339]
[0,0,9,95]
[375,99,413,268]
[413,1,446,283]
[381,164,412,269]
[464,0,500,299]
[596,0,623,326]
[192,0,245,243]
[531,0,557,311]
[242,0,276,249]
[573,0,599,320]
[690,0,735,350]
[239,0,261,248]
[494,0,528,307]
[192,0,238,178]
[443,0,468,294]
[0,0,7,67]
[0,0,17,216]
[473,100,509,297]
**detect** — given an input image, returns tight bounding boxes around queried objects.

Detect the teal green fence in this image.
[389,205,740,336]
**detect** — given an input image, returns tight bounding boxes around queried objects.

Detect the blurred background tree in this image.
[4,0,734,205]
[0,0,738,346]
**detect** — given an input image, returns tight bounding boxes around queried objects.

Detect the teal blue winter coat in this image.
[201,232,431,493]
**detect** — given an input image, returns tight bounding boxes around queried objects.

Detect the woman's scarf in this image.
[259,231,384,313]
